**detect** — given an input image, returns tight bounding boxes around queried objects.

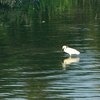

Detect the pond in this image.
[0,5,100,100]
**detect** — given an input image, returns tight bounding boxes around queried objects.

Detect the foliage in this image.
[0,0,100,25]
[0,0,22,7]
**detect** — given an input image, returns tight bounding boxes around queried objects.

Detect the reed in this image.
[0,0,100,24]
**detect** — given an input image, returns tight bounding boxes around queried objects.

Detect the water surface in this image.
[0,9,100,100]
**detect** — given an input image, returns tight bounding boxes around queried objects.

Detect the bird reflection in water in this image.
[62,57,80,70]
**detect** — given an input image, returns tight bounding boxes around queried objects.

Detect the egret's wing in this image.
[67,47,80,54]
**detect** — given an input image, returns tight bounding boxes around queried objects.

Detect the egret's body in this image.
[62,45,80,56]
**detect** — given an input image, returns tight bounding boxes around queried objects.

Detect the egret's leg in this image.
[69,54,71,57]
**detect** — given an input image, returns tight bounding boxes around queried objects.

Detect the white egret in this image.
[62,45,80,56]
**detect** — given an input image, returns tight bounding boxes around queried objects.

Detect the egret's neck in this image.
[64,48,68,52]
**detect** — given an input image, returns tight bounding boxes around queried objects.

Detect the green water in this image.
[0,1,100,100]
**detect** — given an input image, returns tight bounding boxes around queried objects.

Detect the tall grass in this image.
[0,0,100,24]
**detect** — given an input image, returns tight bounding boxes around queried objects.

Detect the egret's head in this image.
[62,45,68,49]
